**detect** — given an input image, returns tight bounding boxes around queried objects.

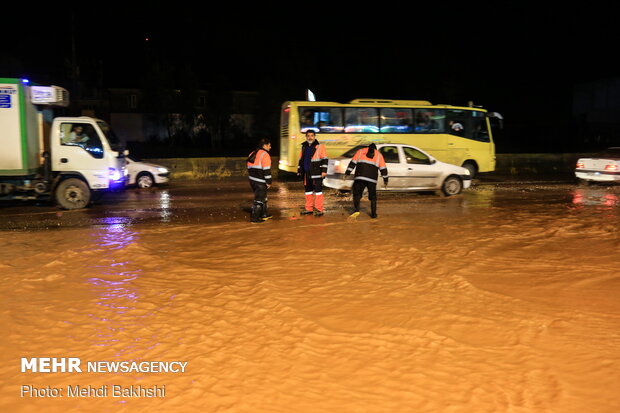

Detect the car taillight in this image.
[605,163,619,171]
[576,162,585,169]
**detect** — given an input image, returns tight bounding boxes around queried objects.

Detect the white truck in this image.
[0,78,127,209]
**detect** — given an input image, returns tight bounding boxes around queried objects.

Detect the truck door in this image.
[52,121,110,189]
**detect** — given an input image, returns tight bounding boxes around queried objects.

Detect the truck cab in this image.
[52,117,126,187]
[0,78,127,209]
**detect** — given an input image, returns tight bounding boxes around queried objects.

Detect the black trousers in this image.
[352,180,377,201]
[303,174,323,193]
[250,181,267,202]
[353,179,377,214]
[249,181,268,220]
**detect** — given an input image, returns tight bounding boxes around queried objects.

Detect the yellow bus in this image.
[279,99,499,177]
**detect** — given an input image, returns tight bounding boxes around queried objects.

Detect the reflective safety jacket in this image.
[298,139,328,179]
[345,147,389,183]
[247,148,272,185]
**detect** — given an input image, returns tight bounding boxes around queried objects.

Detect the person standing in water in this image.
[344,143,388,218]
[297,130,328,216]
[247,138,273,223]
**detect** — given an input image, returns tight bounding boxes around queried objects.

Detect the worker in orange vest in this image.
[247,138,273,223]
[297,130,328,216]
[344,143,388,218]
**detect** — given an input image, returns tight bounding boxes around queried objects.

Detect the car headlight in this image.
[157,167,168,173]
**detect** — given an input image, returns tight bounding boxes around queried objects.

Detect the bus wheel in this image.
[55,178,91,209]
[441,176,463,196]
[462,161,478,179]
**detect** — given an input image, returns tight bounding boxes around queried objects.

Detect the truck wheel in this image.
[441,175,463,196]
[136,172,155,189]
[55,178,91,209]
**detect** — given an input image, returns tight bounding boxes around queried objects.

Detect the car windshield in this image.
[341,145,366,158]
[597,147,620,158]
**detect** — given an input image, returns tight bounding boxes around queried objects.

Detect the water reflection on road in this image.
[89,218,143,355]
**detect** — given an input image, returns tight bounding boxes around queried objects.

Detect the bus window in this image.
[447,109,489,141]
[414,109,445,133]
[299,107,344,133]
[447,109,468,138]
[379,146,400,163]
[299,108,319,132]
[471,111,490,142]
[380,108,414,133]
[345,108,379,133]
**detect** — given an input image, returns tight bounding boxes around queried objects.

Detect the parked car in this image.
[575,147,620,184]
[126,157,170,188]
[324,144,471,196]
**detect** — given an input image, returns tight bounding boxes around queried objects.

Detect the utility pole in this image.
[70,11,79,115]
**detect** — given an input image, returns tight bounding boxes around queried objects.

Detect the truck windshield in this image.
[97,121,123,152]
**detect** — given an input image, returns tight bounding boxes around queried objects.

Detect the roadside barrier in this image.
[143,154,590,180]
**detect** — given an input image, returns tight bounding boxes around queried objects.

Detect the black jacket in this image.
[297,139,328,178]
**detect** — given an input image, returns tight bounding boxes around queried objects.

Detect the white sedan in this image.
[324,144,471,196]
[126,157,170,188]
[575,147,620,184]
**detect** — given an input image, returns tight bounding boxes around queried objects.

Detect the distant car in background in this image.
[324,143,471,196]
[126,157,170,188]
[575,147,620,184]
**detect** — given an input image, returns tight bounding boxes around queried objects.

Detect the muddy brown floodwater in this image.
[0,178,619,412]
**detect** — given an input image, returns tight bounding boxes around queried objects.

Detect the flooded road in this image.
[1,178,619,412]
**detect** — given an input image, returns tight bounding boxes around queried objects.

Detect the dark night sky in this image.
[3,3,619,150]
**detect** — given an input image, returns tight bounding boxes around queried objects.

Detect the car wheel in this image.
[55,178,91,209]
[136,172,155,189]
[441,175,463,196]
[462,161,478,179]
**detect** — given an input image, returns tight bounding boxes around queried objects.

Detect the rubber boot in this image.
[261,200,273,220]
[370,199,377,219]
[251,201,264,223]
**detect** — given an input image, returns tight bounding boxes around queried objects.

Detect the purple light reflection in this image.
[86,217,151,352]
[93,217,136,249]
